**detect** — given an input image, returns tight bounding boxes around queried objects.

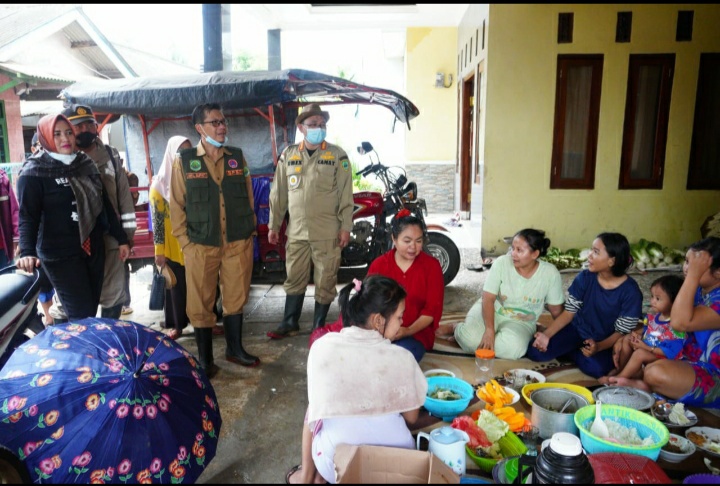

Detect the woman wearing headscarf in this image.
[16,114,130,320]
[151,136,193,340]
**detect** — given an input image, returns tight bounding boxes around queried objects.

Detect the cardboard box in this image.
[334,444,460,484]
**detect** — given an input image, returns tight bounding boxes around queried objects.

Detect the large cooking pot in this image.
[531,388,589,440]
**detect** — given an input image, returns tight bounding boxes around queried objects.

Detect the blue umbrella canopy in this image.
[0,318,221,484]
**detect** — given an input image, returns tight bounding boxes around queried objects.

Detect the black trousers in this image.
[164,259,189,331]
[43,248,105,321]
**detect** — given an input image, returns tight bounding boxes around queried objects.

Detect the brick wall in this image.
[404,162,455,213]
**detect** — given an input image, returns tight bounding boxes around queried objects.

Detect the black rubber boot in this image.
[224,313,260,367]
[194,327,219,379]
[101,304,123,319]
[312,302,331,331]
[267,293,305,339]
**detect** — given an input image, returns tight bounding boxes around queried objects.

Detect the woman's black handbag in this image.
[148,265,165,311]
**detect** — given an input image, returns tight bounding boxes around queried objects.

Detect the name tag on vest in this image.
[226,169,244,176]
[287,160,302,166]
[187,172,208,179]
[317,160,336,166]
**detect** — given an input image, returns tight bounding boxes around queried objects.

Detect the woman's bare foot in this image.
[598,375,611,385]
[607,376,651,392]
[436,321,459,337]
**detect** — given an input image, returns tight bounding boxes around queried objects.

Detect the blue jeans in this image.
[394,337,425,363]
[525,323,614,378]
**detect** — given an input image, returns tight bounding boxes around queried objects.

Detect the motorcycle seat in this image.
[0,273,35,317]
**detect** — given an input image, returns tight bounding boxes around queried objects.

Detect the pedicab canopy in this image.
[59,68,419,179]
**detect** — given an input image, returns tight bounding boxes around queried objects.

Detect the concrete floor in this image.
[119,220,680,484]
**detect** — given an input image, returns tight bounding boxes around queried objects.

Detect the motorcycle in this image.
[0,266,46,370]
[343,142,461,286]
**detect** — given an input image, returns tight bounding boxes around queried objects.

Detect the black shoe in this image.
[312,302,331,331]
[267,293,305,339]
[224,314,260,367]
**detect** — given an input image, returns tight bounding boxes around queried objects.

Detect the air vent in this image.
[616,12,632,43]
[558,13,574,44]
[676,10,693,42]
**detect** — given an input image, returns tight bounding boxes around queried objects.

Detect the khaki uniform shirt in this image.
[269,140,353,241]
[170,141,256,250]
[83,139,137,248]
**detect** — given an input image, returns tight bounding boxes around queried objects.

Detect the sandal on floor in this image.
[285,464,302,484]
[212,325,224,336]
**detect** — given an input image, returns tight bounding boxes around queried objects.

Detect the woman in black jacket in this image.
[16,114,130,320]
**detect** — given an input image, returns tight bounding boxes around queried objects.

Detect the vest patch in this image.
[288,174,300,188]
[243,166,250,176]
[294,166,302,173]
[226,169,243,176]
[317,160,336,166]
[228,159,239,168]
[190,160,202,171]
[187,172,208,179]
[320,151,335,160]
[342,160,350,171]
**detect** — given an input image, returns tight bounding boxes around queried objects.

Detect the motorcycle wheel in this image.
[426,232,461,286]
[0,445,30,483]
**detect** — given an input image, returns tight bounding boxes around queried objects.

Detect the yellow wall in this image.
[482,4,720,253]
[406,27,458,161]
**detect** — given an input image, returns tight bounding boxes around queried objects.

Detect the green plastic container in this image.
[574,404,669,460]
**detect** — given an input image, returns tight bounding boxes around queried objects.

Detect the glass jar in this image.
[474,349,495,385]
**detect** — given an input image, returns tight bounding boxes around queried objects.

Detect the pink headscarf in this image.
[152,136,191,201]
[37,114,75,153]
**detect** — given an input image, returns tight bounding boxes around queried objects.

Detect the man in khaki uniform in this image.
[170,102,259,378]
[267,104,353,339]
[62,104,137,319]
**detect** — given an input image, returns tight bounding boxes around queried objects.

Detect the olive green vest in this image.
[180,147,255,246]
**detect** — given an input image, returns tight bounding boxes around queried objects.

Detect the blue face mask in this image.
[202,128,226,148]
[305,127,326,145]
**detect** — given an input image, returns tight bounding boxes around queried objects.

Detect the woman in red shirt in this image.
[366,210,444,361]
[309,210,444,362]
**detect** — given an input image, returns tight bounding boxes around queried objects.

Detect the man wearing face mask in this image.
[170,103,259,378]
[267,104,353,339]
[61,104,137,319]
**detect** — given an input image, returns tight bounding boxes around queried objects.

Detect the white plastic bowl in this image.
[423,368,455,378]
[659,433,696,463]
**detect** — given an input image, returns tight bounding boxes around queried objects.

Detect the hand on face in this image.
[684,249,713,279]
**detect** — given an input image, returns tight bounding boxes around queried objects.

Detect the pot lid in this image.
[591,386,655,411]
[549,432,583,456]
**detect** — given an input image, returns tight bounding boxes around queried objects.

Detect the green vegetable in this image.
[429,387,462,401]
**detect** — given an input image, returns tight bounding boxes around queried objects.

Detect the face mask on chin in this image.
[75,131,97,149]
[305,127,326,145]
[48,151,77,165]
[201,128,226,148]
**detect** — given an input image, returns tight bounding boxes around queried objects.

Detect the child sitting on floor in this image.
[599,274,685,384]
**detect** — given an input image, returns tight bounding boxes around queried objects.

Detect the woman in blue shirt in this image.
[527,232,643,378]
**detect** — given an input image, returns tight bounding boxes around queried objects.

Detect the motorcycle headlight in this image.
[401,182,417,202]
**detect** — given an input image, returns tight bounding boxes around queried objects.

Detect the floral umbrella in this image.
[0,318,221,484]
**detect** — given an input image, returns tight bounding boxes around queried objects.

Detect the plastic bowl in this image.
[466,431,527,473]
[423,368,455,378]
[659,433,696,463]
[574,404,669,460]
[424,376,474,422]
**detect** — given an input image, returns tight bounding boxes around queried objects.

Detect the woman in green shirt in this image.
[443,229,565,359]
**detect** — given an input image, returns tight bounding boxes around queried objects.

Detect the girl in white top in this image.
[288,275,427,484]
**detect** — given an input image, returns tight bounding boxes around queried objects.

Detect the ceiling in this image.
[238,4,469,31]
[236,4,469,61]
